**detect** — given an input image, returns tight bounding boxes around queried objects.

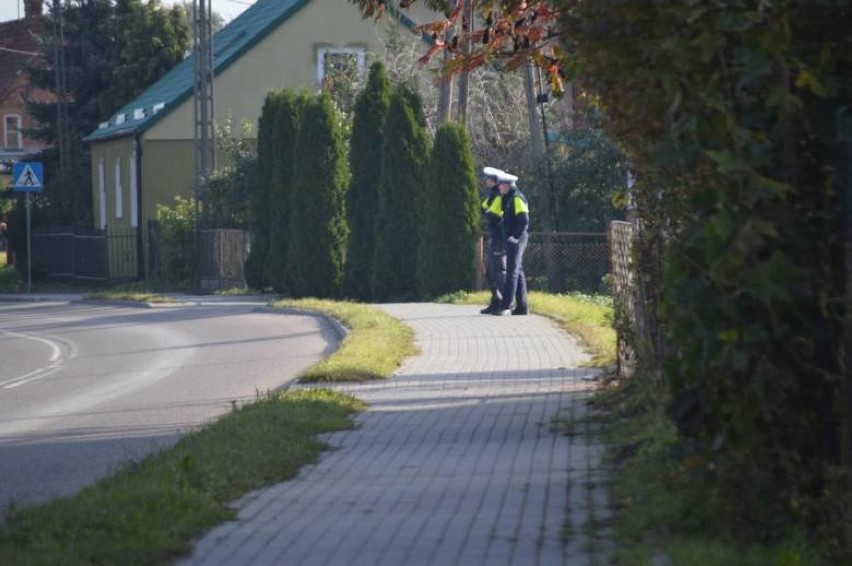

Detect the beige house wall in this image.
[89,136,136,232]
[140,139,195,220]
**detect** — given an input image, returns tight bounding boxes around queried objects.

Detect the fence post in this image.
[837,106,852,471]
[474,235,484,291]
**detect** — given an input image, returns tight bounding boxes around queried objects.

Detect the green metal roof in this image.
[85,0,311,142]
[85,0,432,143]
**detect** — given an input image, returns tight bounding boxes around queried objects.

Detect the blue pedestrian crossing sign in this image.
[12,162,44,192]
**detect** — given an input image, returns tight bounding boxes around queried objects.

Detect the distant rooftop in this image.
[85,0,431,143]
[84,0,311,142]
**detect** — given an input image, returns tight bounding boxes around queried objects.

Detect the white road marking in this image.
[0,329,72,389]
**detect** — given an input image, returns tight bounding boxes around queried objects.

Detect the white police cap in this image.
[481,166,503,179]
[496,170,518,184]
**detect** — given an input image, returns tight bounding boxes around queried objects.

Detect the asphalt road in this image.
[0,297,337,520]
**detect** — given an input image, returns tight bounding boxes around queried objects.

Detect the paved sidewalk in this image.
[183,303,612,565]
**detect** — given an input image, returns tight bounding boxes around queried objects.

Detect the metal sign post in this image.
[12,162,44,293]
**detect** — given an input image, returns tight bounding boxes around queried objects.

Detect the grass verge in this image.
[439,290,616,367]
[0,299,415,563]
[0,261,22,293]
[272,298,418,382]
[83,280,190,303]
[595,377,821,565]
[0,389,364,564]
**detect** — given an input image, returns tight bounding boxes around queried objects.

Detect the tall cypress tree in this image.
[265,90,306,293]
[244,90,279,290]
[418,123,479,298]
[371,84,429,301]
[289,92,349,298]
[344,62,391,300]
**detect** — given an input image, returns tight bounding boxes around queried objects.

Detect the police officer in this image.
[480,167,506,314]
[493,170,529,316]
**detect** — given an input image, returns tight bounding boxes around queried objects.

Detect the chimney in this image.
[24,0,43,19]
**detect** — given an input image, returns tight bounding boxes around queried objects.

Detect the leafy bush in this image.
[155,196,197,287]
[560,0,851,555]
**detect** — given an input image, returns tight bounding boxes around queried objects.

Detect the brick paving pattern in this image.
[184,303,611,565]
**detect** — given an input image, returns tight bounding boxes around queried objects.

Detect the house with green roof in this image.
[84,0,428,278]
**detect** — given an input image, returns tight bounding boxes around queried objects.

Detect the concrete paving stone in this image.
[181,303,609,565]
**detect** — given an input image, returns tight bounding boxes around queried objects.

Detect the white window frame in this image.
[129,153,138,228]
[316,46,366,86]
[98,158,107,229]
[3,114,22,149]
[114,158,123,219]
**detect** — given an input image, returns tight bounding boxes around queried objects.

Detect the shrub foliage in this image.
[289,93,350,298]
[345,62,391,300]
[560,0,851,554]
[371,84,429,301]
[418,123,479,298]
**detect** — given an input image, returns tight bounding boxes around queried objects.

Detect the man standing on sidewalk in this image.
[493,170,530,316]
[480,167,506,314]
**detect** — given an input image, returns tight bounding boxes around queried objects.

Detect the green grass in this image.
[83,280,189,303]
[0,299,416,564]
[271,298,418,382]
[595,378,822,565]
[0,389,364,564]
[0,258,22,293]
[439,290,616,367]
[85,291,180,304]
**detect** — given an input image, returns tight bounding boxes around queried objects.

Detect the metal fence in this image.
[148,221,249,291]
[198,228,249,291]
[608,221,636,377]
[29,226,139,284]
[512,231,610,294]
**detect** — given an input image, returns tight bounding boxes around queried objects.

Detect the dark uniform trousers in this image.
[485,239,507,308]
[502,232,528,311]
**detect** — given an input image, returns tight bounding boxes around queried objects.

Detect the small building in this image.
[84,0,423,279]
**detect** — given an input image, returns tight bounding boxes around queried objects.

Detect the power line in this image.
[0,46,40,56]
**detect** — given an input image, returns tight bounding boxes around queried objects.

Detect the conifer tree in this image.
[289,93,349,297]
[344,62,391,300]
[371,84,429,301]
[418,123,479,297]
[265,90,306,292]
[244,91,278,289]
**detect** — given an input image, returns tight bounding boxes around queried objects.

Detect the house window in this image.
[4,115,22,149]
[98,158,107,230]
[316,46,365,112]
[114,158,123,219]
[129,153,138,228]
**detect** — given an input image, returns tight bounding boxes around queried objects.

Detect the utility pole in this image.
[51,0,69,219]
[455,0,473,127]
[436,0,457,124]
[192,0,214,292]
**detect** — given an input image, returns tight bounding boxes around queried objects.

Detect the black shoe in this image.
[511,308,528,316]
[480,306,497,314]
[492,309,512,316]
